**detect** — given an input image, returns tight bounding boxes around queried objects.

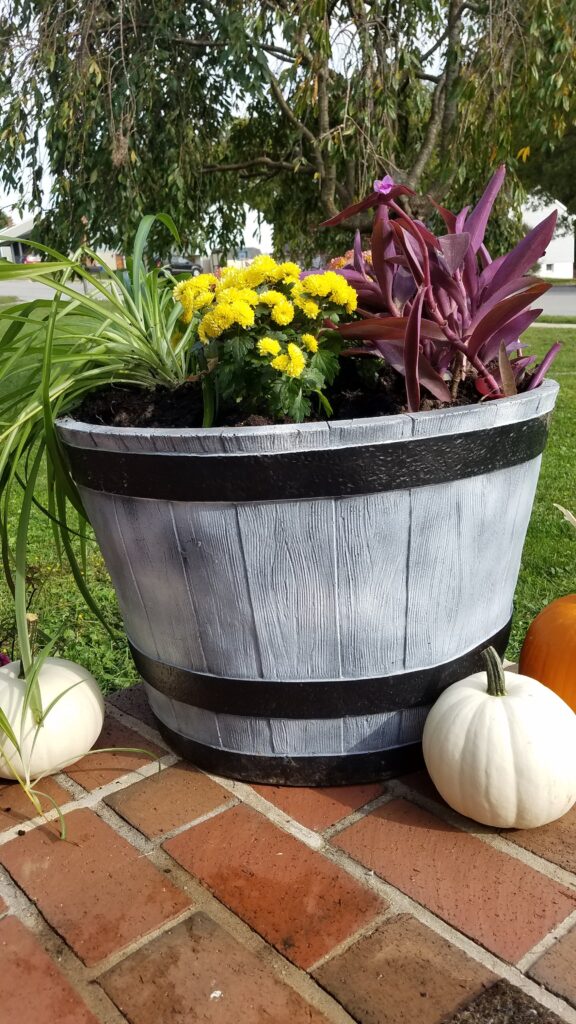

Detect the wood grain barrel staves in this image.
[57,379,558,783]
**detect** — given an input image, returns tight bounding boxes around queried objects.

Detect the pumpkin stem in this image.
[482,646,507,697]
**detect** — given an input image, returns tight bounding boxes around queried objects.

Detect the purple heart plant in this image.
[322,166,561,411]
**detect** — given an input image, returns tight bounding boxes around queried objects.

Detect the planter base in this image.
[155,720,426,785]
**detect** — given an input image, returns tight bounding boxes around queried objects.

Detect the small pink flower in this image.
[0,652,11,667]
[373,175,395,195]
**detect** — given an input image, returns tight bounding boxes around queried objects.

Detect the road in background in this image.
[0,278,101,301]
[1,278,576,314]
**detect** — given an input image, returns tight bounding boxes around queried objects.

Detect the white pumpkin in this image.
[422,647,576,829]
[0,657,105,781]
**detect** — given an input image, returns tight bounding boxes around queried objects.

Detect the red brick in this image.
[0,808,191,965]
[65,713,164,791]
[107,683,158,730]
[529,924,576,1008]
[105,762,234,838]
[400,769,450,808]
[503,806,576,874]
[164,803,385,969]
[0,916,98,1023]
[100,911,331,1023]
[0,777,72,832]
[251,782,386,831]
[314,914,494,1024]
[333,799,576,963]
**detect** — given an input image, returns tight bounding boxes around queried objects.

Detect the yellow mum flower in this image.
[198,298,255,343]
[218,266,246,289]
[258,290,295,326]
[278,261,301,284]
[173,274,217,302]
[216,285,260,306]
[258,337,281,357]
[293,292,320,320]
[173,274,217,322]
[271,300,294,325]
[242,254,281,288]
[301,333,318,353]
[297,273,333,298]
[271,342,306,378]
[296,271,357,314]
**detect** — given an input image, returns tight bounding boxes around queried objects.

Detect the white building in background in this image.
[522,198,574,279]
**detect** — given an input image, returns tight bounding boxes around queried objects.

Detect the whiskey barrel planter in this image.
[57,379,558,785]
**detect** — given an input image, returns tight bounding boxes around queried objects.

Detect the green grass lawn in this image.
[0,326,573,690]
[537,315,576,325]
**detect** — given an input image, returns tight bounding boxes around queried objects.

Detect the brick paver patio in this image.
[1,685,576,1024]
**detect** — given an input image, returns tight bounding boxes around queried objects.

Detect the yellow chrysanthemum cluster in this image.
[218,256,300,290]
[293,272,357,316]
[257,290,295,326]
[257,337,281,357]
[173,256,357,348]
[271,343,307,379]
[301,333,318,353]
[173,274,217,323]
[198,295,256,343]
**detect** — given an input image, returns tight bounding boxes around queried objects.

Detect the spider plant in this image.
[0,216,182,832]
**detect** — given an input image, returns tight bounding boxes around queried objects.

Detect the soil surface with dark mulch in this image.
[73,357,482,429]
[443,979,563,1023]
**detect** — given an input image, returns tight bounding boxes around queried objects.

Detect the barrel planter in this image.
[56,378,558,785]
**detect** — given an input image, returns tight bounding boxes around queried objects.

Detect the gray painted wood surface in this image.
[57,381,558,757]
[144,685,430,756]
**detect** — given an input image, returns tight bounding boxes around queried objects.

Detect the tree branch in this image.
[267,69,319,152]
[441,0,464,148]
[408,78,447,188]
[203,156,313,173]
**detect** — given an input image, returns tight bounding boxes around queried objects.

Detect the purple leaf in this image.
[411,219,441,250]
[455,206,470,233]
[526,342,562,390]
[428,198,457,232]
[353,230,365,273]
[466,282,549,359]
[369,338,452,403]
[479,308,543,363]
[393,267,417,307]
[371,205,398,314]
[392,222,425,283]
[478,243,492,268]
[320,184,416,227]
[405,287,425,412]
[437,233,471,274]
[469,275,545,330]
[338,314,446,342]
[484,212,557,298]
[478,253,507,294]
[464,165,506,251]
[335,268,381,292]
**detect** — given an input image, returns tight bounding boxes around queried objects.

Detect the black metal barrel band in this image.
[63,414,550,503]
[154,723,426,785]
[129,617,511,719]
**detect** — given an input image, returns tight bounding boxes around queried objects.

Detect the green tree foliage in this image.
[1,1,575,258]
[518,130,576,215]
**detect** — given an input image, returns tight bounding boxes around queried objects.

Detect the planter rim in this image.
[57,378,559,442]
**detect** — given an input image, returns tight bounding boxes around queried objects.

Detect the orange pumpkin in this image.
[519,595,576,711]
